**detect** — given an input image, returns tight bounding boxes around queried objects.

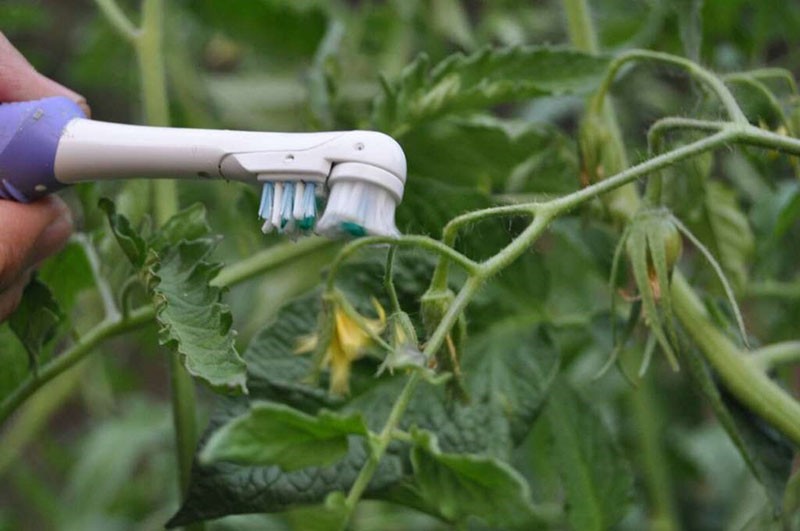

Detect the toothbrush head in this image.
[246,131,406,239]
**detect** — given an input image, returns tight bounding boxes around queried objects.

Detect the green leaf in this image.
[543,218,612,324]
[37,239,93,312]
[409,429,540,526]
[98,197,147,268]
[544,379,633,531]
[372,46,610,136]
[461,322,559,445]
[171,253,559,526]
[9,276,64,366]
[676,344,793,511]
[149,202,212,251]
[403,115,579,194]
[146,238,247,394]
[201,402,368,470]
[0,324,33,401]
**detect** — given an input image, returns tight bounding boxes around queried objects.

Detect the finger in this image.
[0,273,30,322]
[0,32,90,116]
[0,196,72,289]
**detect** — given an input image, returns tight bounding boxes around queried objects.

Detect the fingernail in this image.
[40,74,92,117]
[75,97,92,118]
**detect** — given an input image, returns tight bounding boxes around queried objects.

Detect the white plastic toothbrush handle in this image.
[53,119,349,184]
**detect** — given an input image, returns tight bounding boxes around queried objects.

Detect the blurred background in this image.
[1,0,800,529]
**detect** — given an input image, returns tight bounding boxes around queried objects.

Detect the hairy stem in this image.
[547,130,735,213]
[591,49,748,124]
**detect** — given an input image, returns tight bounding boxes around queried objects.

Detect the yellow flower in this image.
[296,296,385,395]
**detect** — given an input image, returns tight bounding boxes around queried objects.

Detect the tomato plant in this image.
[2,0,800,529]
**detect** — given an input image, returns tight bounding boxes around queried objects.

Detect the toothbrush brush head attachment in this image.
[225,131,407,239]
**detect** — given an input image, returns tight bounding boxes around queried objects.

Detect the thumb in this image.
[0,197,73,290]
[0,32,90,116]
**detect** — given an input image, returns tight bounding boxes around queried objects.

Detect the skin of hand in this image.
[0,32,90,321]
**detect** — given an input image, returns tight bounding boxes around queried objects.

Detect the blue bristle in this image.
[298,182,317,231]
[258,182,274,219]
[280,182,295,229]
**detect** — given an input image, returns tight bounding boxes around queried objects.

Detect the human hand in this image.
[0,32,87,321]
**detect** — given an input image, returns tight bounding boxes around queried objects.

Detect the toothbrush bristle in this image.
[258,180,319,236]
[258,178,399,239]
[315,180,399,238]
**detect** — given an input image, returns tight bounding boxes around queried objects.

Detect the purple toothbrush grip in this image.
[0,97,86,202]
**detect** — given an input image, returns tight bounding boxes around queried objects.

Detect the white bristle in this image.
[292,181,305,220]
[315,180,399,238]
[271,182,283,229]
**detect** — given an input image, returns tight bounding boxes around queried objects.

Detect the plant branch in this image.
[751,341,800,372]
[723,73,793,133]
[92,0,139,43]
[735,67,799,95]
[671,273,800,445]
[212,238,339,288]
[0,306,154,426]
[73,233,121,321]
[326,235,480,292]
[548,130,735,213]
[591,49,748,124]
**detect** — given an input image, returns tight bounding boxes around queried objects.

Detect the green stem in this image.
[211,238,339,288]
[431,203,538,291]
[562,0,599,53]
[0,307,154,425]
[671,273,800,445]
[746,280,800,300]
[739,67,799,94]
[563,0,637,219]
[343,371,421,517]
[644,118,726,206]
[736,123,800,156]
[134,0,199,514]
[92,0,138,43]
[341,277,483,526]
[648,118,727,142]
[384,247,402,315]
[751,341,800,372]
[136,0,177,223]
[630,379,679,531]
[547,130,735,213]
[723,73,794,133]
[73,233,121,321]
[0,364,86,478]
[325,235,479,292]
[591,49,748,124]
[479,211,554,277]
